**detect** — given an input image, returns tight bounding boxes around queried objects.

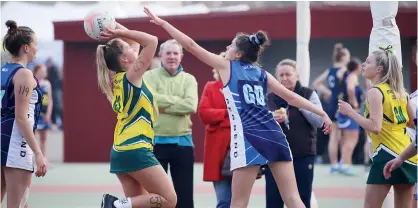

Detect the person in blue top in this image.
[144,7,332,208]
[336,58,364,176]
[313,43,350,173]
[1,20,47,208]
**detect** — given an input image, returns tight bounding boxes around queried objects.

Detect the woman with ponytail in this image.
[336,58,364,176]
[1,20,47,208]
[144,7,332,208]
[339,45,417,208]
[95,22,176,208]
[313,43,351,174]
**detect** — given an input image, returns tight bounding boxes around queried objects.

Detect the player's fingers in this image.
[42,165,47,176]
[383,164,390,173]
[144,7,153,18]
[100,32,112,37]
[323,124,331,135]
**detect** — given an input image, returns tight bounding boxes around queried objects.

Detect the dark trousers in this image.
[154,144,194,208]
[265,155,315,208]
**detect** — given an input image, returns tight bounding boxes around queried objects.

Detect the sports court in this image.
[2,131,367,208]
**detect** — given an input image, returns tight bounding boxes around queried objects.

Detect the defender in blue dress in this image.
[337,59,364,131]
[336,58,364,176]
[1,63,43,171]
[146,8,332,208]
[326,67,343,120]
[313,43,351,174]
[1,20,47,208]
[223,60,292,170]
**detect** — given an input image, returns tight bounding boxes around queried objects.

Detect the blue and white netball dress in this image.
[1,63,43,172]
[222,60,292,171]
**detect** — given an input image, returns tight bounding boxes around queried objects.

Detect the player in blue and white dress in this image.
[1,20,47,207]
[313,43,351,174]
[145,8,332,208]
[336,58,365,176]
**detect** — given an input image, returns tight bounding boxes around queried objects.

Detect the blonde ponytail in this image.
[96,45,113,101]
[383,54,407,99]
[373,48,407,99]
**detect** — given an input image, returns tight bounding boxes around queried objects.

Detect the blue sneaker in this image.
[330,165,340,174]
[339,166,356,176]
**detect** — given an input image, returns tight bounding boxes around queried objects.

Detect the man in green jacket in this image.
[143,39,198,208]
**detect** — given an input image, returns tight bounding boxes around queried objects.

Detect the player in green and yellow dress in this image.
[339,45,417,208]
[95,22,177,208]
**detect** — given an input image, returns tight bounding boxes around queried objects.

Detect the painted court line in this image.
[31,184,365,199]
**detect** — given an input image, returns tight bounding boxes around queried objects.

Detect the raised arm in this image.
[266,72,331,134]
[100,28,158,87]
[143,7,229,72]
[115,22,140,53]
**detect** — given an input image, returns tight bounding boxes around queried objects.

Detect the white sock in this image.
[113,197,132,208]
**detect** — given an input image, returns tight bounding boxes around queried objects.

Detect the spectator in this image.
[143,39,198,208]
[265,59,324,208]
[45,57,63,128]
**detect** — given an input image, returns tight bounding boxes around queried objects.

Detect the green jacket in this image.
[143,66,198,136]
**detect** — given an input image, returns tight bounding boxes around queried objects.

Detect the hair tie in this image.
[378,44,394,55]
[249,35,260,46]
[103,44,113,53]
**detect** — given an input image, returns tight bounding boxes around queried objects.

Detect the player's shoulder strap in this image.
[1,65,25,115]
[371,83,386,104]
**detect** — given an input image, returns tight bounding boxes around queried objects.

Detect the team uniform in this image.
[326,67,342,121]
[36,81,51,130]
[365,83,417,184]
[222,60,291,171]
[337,73,364,130]
[109,72,160,174]
[1,63,43,172]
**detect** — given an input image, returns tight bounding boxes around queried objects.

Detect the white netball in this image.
[84,8,116,40]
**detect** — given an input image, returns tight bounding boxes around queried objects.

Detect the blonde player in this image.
[339,46,417,208]
[383,90,417,208]
[95,22,176,208]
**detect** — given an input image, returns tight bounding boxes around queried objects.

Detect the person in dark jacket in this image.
[265,59,324,208]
